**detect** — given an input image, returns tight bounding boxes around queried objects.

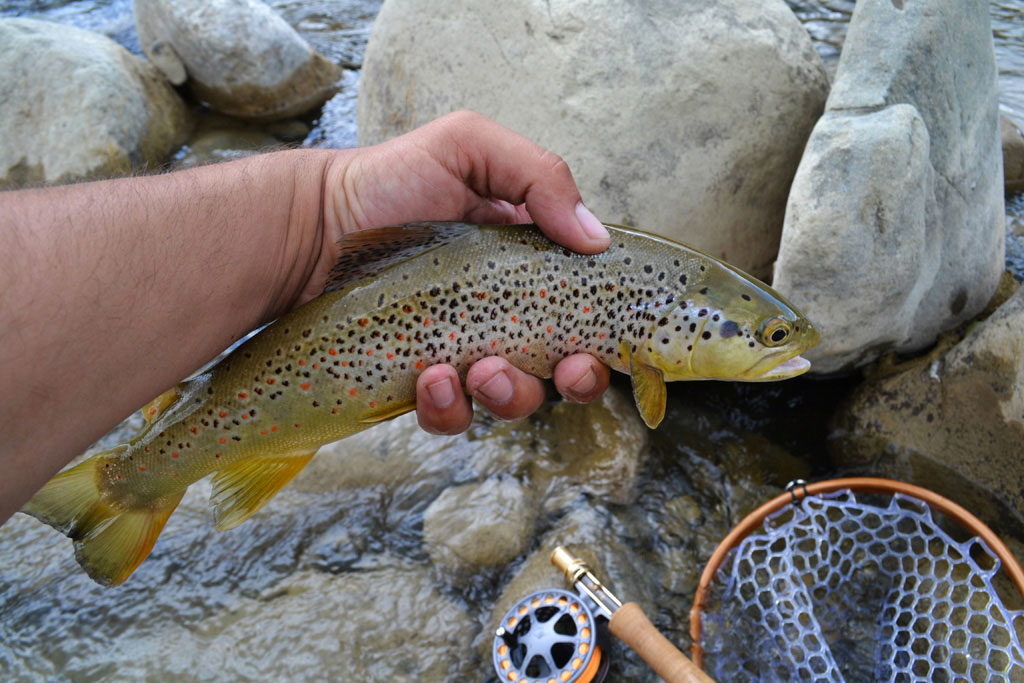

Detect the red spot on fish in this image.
[511,315,518,323]
[349,388,358,396]
[117,475,123,480]
[313,362,320,369]
[341,361,348,367]
[570,336,577,343]
[540,289,547,298]
[583,306,591,314]
[358,318,369,327]
[215,453,221,459]
[423,317,431,327]
[522,292,527,300]
[491,340,498,350]
[238,392,248,399]
[329,348,337,355]
[403,304,414,313]
[599,333,606,340]
[260,430,268,435]
[298,360,306,366]
[219,410,228,418]
[396,333,405,341]
[521,345,529,353]
[294,423,302,428]
[477,292,486,300]
[300,382,311,391]
[368,401,376,408]
[332,407,339,414]
[560,280,567,288]
[148,407,157,416]
[366,349,374,356]
[387,351,395,359]
[547,325,553,334]
[219,437,227,444]
[460,311,466,319]
[449,332,456,341]
[241,412,249,420]
[271,425,279,433]
[190,426,198,435]
[139,466,146,472]
[172,452,179,459]
[267,378,276,384]
[415,360,424,370]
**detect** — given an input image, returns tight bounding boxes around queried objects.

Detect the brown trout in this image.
[23,222,818,585]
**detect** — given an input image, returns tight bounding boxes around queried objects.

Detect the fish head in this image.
[647,270,819,382]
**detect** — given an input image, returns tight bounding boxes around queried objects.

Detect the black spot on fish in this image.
[741,293,751,301]
[701,331,712,340]
[720,320,741,338]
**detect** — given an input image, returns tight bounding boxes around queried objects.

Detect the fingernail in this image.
[575,202,609,241]
[476,370,514,404]
[427,377,456,409]
[568,366,598,398]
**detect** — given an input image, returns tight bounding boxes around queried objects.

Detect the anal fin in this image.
[622,341,667,429]
[358,399,416,424]
[210,450,317,531]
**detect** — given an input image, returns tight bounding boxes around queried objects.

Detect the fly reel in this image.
[492,588,610,683]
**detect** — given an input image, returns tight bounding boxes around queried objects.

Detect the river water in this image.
[1,2,1023,681]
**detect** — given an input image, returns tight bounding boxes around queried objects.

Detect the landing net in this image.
[690,478,1024,681]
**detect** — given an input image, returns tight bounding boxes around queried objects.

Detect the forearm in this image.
[0,148,338,518]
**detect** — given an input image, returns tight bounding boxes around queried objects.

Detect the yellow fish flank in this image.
[23,222,819,585]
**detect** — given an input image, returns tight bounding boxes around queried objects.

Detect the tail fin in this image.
[21,448,184,587]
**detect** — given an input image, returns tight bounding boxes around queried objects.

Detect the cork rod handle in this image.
[609,602,715,683]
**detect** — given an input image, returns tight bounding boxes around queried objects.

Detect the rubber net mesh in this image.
[699,489,1024,681]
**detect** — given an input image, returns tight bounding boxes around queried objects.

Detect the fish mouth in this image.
[749,354,812,381]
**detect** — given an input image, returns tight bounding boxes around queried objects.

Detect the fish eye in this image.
[757,317,792,347]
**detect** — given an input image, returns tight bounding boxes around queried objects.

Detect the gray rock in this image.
[773,0,1005,374]
[1004,115,1024,196]
[0,18,190,189]
[358,0,828,280]
[422,476,535,575]
[832,279,1024,529]
[134,0,341,121]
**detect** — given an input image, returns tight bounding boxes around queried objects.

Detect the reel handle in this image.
[608,602,714,683]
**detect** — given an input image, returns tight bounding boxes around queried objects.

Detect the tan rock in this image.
[0,18,190,189]
[358,0,828,279]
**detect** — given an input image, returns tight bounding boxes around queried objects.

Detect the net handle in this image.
[687,476,1024,669]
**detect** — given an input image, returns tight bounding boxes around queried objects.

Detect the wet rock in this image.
[358,0,828,279]
[773,0,1005,374]
[832,280,1024,530]
[422,476,535,575]
[1005,115,1024,196]
[134,0,342,121]
[0,18,189,189]
[530,386,650,513]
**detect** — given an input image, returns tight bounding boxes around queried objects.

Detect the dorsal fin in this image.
[324,222,477,293]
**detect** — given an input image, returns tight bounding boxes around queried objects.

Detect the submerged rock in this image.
[773,0,1005,374]
[0,18,189,189]
[832,278,1024,531]
[422,476,535,576]
[358,0,828,280]
[1005,115,1024,196]
[134,0,341,121]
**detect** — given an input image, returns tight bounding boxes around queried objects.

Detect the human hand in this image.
[322,111,612,433]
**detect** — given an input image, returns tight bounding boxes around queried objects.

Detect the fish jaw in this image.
[747,354,812,381]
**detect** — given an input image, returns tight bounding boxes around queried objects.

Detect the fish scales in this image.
[21,222,819,585]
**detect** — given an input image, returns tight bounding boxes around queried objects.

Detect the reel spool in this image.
[493,588,609,683]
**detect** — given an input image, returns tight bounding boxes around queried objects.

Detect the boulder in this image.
[133,0,341,121]
[0,18,189,189]
[831,279,1024,531]
[422,476,535,576]
[358,0,829,280]
[1004,115,1024,196]
[772,0,1005,374]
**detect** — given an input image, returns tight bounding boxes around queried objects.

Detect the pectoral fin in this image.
[623,342,667,429]
[210,450,318,531]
